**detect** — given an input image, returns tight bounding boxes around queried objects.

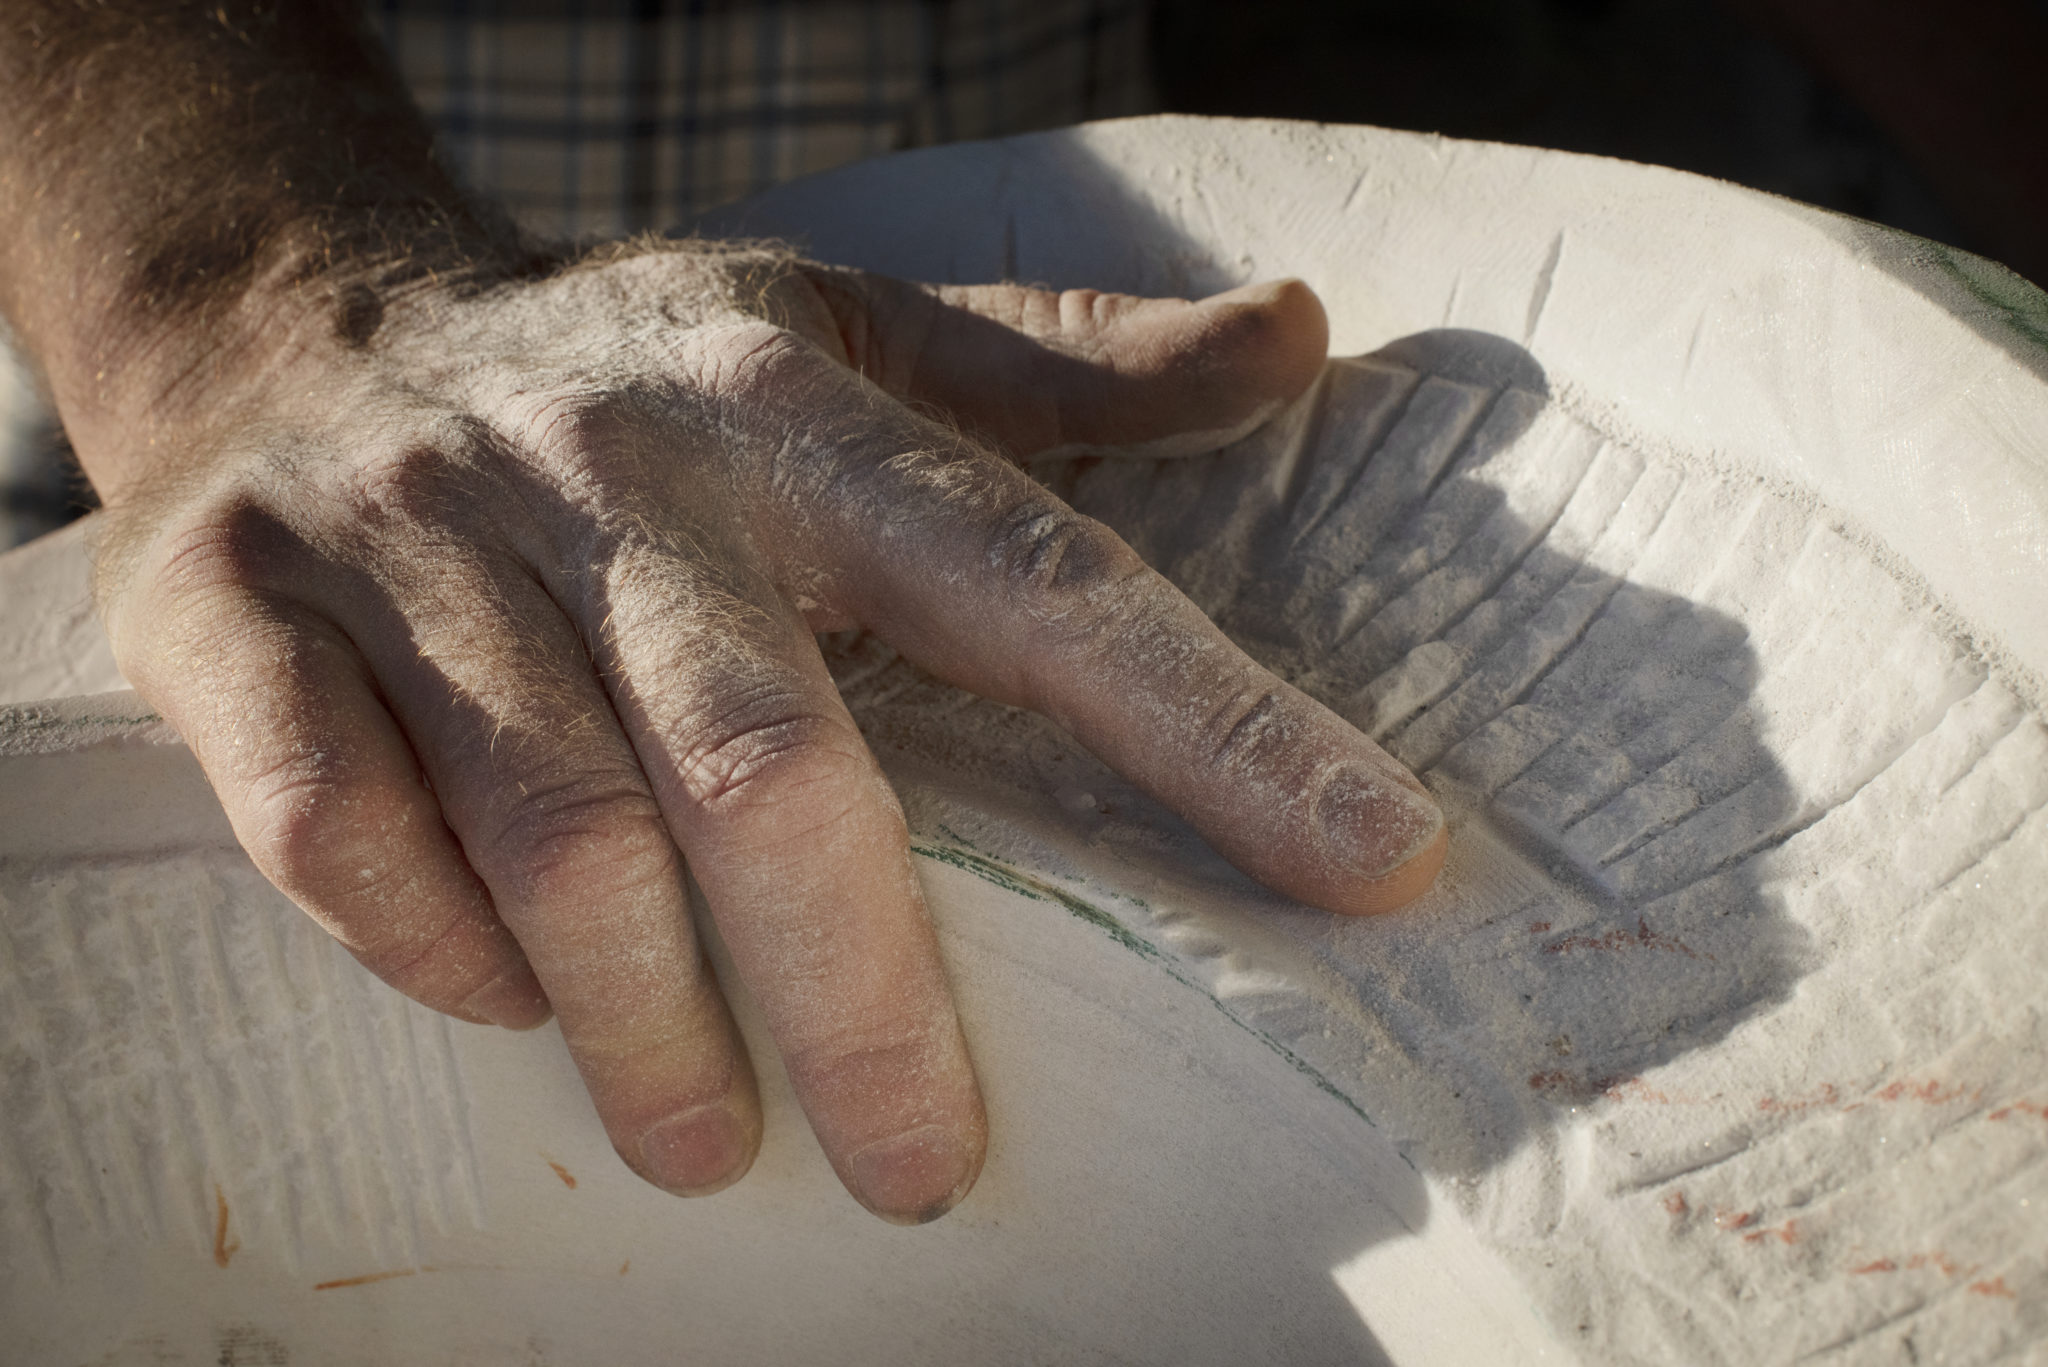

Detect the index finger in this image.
[788,374,1446,914]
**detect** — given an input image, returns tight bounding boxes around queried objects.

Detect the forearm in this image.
[0,0,526,493]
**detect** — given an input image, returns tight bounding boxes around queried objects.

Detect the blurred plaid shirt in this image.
[1,0,1154,546]
[372,0,1153,240]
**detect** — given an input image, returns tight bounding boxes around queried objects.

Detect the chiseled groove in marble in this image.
[1930,684,2031,799]
[0,882,113,1254]
[94,871,175,1248]
[1487,492,1750,838]
[1283,358,1424,550]
[1308,384,1528,648]
[112,880,210,1256]
[1915,721,2048,899]
[1375,448,1661,774]
[1249,361,1337,542]
[141,891,245,1259]
[51,870,163,1243]
[0,910,68,1278]
[424,1003,488,1230]
[254,885,348,1269]
[1282,376,1497,640]
[1333,415,1606,672]
[244,875,325,1270]
[309,905,419,1268]
[1411,478,1701,807]
[189,861,305,1241]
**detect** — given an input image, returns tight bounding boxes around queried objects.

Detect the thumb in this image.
[796,268,1329,459]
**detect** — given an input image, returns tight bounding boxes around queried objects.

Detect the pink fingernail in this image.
[640,1104,749,1196]
[460,972,553,1030]
[1314,765,1444,879]
[847,1124,973,1225]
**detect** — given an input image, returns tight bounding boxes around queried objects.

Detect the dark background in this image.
[1152,0,2048,287]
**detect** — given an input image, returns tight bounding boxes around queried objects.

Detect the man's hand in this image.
[0,3,1444,1224]
[89,246,1443,1220]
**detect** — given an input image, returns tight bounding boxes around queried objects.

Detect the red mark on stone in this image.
[1541,917,1709,961]
[1528,921,1551,934]
[1871,1079,1979,1106]
[1602,1076,1673,1104]
[1970,1277,2016,1299]
[1715,1209,1757,1231]
[1663,1192,1689,1218]
[1742,1219,1800,1246]
[1757,1084,1840,1115]
[1990,1101,2048,1122]
[1850,1252,1975,1280]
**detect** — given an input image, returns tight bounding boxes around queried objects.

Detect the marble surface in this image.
[3,116,2045,1365]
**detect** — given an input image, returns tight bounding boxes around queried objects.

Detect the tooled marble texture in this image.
[0,845,485,1284]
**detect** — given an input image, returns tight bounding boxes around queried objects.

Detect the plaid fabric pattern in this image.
[372,0,1156,240]
[1,0,1156,547]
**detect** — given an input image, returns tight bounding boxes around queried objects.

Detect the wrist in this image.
[0,1,546,499]
[51,216,548,502]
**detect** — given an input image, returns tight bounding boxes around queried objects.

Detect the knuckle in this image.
[516,388,635,467]
[986,503,1147,632]
[147,498,291,599]
[785,1022,939,1098]
[675,693,863,815]
[1204,684,1297,776]
[235,765,487,984]
[681,320,828,408]
[488,779,680,904]
[237,758,396,903]
[342,433,478,526]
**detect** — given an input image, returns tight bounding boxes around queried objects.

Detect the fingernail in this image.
[640,1104,750,1196]
[460,971,553,1030]
[847,1124,974,1225]
[1314,765,1444,879]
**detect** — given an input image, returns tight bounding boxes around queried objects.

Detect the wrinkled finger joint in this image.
[673,697,857,811]
[986,504,1145,626]
[484,780,680,905]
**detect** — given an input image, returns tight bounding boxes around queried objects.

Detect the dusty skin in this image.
[87,242,1446,1222]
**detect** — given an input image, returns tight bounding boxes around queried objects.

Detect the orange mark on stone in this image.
[1990,1101,2048,1122]
[1758,1078,1986,1116]
[1715,1209,1757,1231]
[313,1266,427,1291]
[1663,1191,1689,1218]
[547,1158,577,1189]
[1742,1219,1800,1246]
[212,1184,240,1268]
[1541,917,1709,961]
[1758,1084,1841,1115]
[1970,1277,2016,1299]
[619,1260,631,1275]
[1602,1076,1673,1104]
[1870,1079,1979,1106]
[1849,1252,1975,1280]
